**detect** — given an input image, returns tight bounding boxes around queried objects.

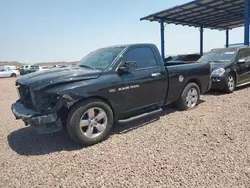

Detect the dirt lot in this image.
[0,78,249,188]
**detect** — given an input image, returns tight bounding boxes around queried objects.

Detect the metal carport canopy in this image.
[140,0,250,60]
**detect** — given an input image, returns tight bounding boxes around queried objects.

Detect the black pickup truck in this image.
[198,46,250,93]
[11,44,211,146]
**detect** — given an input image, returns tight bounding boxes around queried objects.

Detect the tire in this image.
[224,73,235,93]
[176,83,200,110]
[10,73,16,77]
[67,99,114,146]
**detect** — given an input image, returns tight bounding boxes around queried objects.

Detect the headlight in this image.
[211,68,225,77]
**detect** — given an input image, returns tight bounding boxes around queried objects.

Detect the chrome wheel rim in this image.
[79,107,108,138]
[186,88,198,108]
[228,76,235,91]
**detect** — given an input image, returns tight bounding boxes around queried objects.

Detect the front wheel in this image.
[67,99,114,146]
[176,83,200,110]
[224,74,235,93]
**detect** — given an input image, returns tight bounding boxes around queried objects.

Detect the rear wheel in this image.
[67,99,114,146]
[10,73,16,77]
[224,74,235,93]
[176,83,200,110]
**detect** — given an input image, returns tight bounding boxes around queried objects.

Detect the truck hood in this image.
[16,67,102,90]
[209,61,232,71]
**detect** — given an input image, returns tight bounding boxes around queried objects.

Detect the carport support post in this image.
[226,29,229,48]
[160,19,165,61]
[200,26,204,56]
[244,0,250,46]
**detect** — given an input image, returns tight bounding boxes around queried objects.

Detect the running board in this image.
[236,81,250,87]
[118,108,162,123]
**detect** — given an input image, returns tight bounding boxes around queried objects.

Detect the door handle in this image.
[151,73,161,77]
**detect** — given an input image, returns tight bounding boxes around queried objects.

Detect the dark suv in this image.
[198,46,250,93]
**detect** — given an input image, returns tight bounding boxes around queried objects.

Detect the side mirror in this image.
[118,61,137,72]
[238,58,246,64]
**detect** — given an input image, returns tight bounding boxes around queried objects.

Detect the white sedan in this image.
[0,66,20,78]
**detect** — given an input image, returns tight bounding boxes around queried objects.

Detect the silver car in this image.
[0,66,20,78]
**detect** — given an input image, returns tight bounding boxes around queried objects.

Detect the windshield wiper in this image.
[79,65,96,70]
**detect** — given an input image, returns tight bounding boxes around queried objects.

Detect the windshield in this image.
[78,47,125,69]
[198,49,237,63]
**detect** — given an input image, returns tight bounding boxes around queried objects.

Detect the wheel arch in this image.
[230,70,237,84]
[186,78,201,91]
[10,73,16,77]
[68,96,116,119]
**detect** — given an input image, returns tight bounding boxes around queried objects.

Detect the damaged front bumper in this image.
[11,101,63,134]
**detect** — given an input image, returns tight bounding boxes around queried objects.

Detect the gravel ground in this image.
[0,78,249,188]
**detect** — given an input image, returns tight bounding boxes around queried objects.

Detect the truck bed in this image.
[165,62,211,105]
[165,61,198,66]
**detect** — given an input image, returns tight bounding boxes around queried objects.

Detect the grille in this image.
[17,85,33,108]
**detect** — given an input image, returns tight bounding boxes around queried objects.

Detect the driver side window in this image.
[125,47,157,70]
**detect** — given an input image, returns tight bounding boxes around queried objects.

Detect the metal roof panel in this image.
[140,0,248,30]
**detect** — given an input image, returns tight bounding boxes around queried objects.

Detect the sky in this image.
[0,0,245,63]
